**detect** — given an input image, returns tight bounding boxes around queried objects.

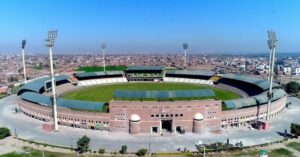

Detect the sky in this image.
[0,0,300,54]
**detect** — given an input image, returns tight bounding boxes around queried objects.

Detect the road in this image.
[0,95,299,152]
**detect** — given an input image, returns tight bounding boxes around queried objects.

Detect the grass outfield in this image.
[61,82,240,103]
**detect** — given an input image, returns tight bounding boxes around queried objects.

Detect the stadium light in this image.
[266,30,277,121]
[45,29,59,131]
[182,43,188,69]
[21,40,27,83]
[101,43,107,71]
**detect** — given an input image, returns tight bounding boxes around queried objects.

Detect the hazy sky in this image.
[1,0,300,54]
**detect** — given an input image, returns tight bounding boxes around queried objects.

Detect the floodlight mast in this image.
[183,43,188,69]
[101,43,106,71]
[45,30,59,131]
[266,31,277,121]
[267,48,272,82]
[21,40,27,83]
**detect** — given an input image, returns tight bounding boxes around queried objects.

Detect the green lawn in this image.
[286,142,300,152]
[61,82,240,103]
[269,148,296,157]
[74,66,127,72]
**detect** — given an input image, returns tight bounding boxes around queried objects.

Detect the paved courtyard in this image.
[0,95,299,152]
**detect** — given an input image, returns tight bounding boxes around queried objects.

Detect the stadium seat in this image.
[77,77,128,86]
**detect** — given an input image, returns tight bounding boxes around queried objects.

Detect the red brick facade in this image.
[18,95,287,134]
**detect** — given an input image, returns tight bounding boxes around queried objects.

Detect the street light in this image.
[266,30,277,121]
[182,43,188,69]
[21,40,27,83]
[45,30,59,131]
[101,43,107,71]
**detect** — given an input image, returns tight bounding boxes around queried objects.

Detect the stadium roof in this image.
[74,71,124,78]
[114,89,215,100]
[221,74,281,90]
[224,89,286,110]
[20,92,106,112]
[165,70,280,91]
[18,75,69,95]
[127,66,164,71]
[166,70,215,77]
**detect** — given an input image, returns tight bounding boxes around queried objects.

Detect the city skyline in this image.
[1,0,300,54]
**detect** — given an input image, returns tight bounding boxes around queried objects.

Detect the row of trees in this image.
[76,135,148,156]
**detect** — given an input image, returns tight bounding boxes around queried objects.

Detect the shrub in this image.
[291,123,300,137]
[119,145,127,154]
[286,81,300,93]
[76,135,90,153]
[98,148,105,154]
[0,127,11,139]
[136,148,148,156]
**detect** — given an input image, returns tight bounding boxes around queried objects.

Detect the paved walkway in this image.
[0,95,300,152]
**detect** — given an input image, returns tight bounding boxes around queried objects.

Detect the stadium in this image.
[17,66,287,135]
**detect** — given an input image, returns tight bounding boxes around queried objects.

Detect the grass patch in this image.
[0,151,76,157]
[17,138,73,150]
[154,152,193,156]
[61,82,240,103]
[230,150,258,157]
[269,148,295,157]
[74,66,127,72]
[286,142,300,152]
[0,93,7,99]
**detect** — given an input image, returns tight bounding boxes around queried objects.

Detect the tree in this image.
[119,145,127,154]
[235,141,243,148]
[136,148,148,156]
[291,123,300,137]
[76,135,90,153]
[98,148,105,154]
[0,127,10,139]
[285,81,300,93]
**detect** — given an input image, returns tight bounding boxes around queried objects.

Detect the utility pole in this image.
[203,146,206,157]
[45,30,59,131]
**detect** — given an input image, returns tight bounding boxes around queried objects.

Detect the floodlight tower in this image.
[182,43,188,69]
[45,30,59,131]
[266,31,277,121]
[267,45,272,82]
[21,40,27,83]
[101,43,107,71]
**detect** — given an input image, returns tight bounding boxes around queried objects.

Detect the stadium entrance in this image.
[161,120,172,133]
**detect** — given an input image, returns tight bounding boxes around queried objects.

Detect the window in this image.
[151,115,154,117]
[180,114,183,117]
